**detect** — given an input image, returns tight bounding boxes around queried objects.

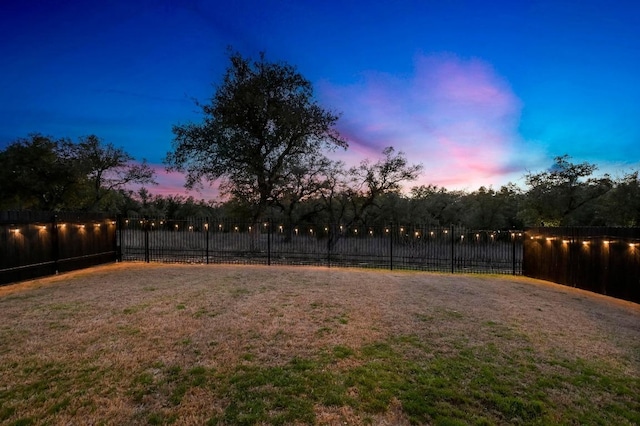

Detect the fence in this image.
[523,227,640,303]
[0,211,118,285]
[118,217,523,275]
[3,213,639,303]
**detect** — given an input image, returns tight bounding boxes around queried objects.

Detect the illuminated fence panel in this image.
[0,211,117,285]
[119,218,524,275]
[523,227,640,304]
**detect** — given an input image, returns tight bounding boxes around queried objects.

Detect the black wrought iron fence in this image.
[118,217,523,275]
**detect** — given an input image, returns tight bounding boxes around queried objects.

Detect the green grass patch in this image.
[3,336,638,425]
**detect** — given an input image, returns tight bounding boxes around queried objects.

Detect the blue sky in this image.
[1,0,639,197]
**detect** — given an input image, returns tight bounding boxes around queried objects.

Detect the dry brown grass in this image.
[0,263,638,425]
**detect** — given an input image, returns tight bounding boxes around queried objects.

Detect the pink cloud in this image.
[319,53,543,190]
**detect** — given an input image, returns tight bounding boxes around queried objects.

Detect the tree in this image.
[461,184,523,229]
[272,151,333,225]
[76,135,156,211]
[0,134,83,210]
[347,147,422,223]
[408,185,465,226]
[0,133,156,212]
[596,171,640,226]
[320,147,422,234]
[523,155,611,226]
[165,50,347,224]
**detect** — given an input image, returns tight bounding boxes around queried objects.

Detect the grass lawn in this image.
[0,263,638,425]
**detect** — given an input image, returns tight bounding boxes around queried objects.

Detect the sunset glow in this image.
[1,0,638,196]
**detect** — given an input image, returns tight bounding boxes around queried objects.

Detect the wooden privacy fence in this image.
[523,227,640,304]
[0,211,117,285]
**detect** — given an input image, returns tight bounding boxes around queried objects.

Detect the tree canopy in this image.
[165,50,347,222]
[0,134,155,212]
[523,155,612,225]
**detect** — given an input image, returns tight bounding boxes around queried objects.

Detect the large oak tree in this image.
[165,50,347,223]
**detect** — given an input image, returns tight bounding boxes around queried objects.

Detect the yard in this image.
[0,263,638,425]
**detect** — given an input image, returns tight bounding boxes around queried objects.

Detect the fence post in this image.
[144,217,150,263]
[267,218,271,266]
[512,231,516,275]
[389,223,394,271]
[327,224,331,268]
[450,224,455,274]
[205,217,210,264]
[117,214,123,262]
[51,214,59,274]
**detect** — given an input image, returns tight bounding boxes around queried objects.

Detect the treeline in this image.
[125,155,638,229]
[1,135,638,229]
[0,134,155,212]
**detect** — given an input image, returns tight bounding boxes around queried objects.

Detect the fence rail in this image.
[118,217,523,275]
